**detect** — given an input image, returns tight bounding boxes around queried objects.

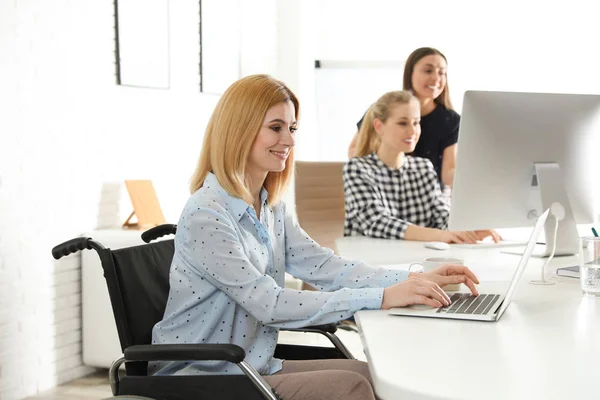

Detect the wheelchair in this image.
[53,224,354,400]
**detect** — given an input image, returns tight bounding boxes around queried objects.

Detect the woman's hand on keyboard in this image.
[438,229,502,244]
[419,265,480,296]
[473,230,503,243]
[381,275,451,309]
[438,230,479,244]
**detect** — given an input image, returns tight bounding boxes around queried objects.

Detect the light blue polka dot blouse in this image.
[150,173,408,376]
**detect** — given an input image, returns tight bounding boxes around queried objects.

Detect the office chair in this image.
[294,161,359,332]
[294,161,346,252]
[52,225,353,400]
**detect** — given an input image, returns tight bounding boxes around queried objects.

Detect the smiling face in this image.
[411,54,447,102]
[374,100,421,153]
[246,101,297,185]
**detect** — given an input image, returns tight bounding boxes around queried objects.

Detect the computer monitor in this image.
[449,90,600,256]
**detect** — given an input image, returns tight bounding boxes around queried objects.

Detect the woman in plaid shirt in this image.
[343,91,499,244]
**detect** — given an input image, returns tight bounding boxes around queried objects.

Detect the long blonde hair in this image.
[189,74,299,205]
[354,91,418,157]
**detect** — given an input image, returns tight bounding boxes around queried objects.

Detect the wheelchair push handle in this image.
[52,237,105,259]
[141,224,177,243]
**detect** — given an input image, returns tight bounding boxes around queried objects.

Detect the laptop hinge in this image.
[493,300,505,315]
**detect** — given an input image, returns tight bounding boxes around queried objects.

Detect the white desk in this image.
[336,236,600,400]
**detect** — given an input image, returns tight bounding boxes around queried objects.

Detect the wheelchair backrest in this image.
[102,239,174,350]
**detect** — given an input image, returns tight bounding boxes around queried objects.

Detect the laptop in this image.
[388,209,549,322]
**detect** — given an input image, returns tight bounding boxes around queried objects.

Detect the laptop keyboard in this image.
[436,293,501,315]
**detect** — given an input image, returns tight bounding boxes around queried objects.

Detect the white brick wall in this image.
[0,0,277,399]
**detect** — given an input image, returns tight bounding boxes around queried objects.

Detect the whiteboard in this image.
[314,61,404,160]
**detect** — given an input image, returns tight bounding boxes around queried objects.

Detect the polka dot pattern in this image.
[149,173,408,376]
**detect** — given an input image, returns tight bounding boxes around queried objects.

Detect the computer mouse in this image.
[424,242,450,251]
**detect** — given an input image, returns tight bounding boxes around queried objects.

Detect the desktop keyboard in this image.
[451,240,527,249]
[437,293,501,315]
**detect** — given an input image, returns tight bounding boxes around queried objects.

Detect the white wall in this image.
[0,1,276,399]
[299,0,600,160]
[4,0,598,398]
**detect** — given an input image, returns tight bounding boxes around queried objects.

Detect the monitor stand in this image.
[503,163,579,258]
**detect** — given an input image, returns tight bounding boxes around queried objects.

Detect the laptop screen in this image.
[496,209,550,319]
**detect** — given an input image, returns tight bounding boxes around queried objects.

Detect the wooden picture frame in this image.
[123,180,166,229]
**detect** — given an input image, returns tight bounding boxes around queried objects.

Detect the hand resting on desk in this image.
[381,265,480,309]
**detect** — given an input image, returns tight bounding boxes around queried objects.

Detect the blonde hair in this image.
[190,74,299,205]
[354,91,418,157]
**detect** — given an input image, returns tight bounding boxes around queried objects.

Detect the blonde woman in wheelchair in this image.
[151,74,480,400]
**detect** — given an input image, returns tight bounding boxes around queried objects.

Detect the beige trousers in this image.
[263,359,378,400]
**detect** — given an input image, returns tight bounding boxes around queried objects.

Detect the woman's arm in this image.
[349,112,367,158]
[427,163,450,231]
[343,160,412,239]
[440,112,460,188]
[441,144,457,187]
[403,166,449,241]
[281,203,409,291]
[180,205,386,329]
[404,225,445,241]
[404,220,482,244]
[348,132,358,158]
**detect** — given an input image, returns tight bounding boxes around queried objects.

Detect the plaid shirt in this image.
[343,152,449,239]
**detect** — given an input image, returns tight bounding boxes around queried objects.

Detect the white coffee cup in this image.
[409,257,464,292]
